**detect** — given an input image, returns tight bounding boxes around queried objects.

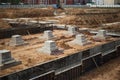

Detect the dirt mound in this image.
[65,8,85,15]
[59,13,120,26]
[102,24,120,32]
[66,8,120,15]
[59,8,120,27]
[0,8,54,18]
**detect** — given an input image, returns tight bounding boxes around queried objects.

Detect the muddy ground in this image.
[75,57,120,80]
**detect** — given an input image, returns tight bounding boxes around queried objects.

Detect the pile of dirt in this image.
[102,24,120,32]
[59,8,120,26]
[65,8,85,15]
[66,8,120,15]
[59,16,83,25]
[0,8,54,18]
[59,13,120,26]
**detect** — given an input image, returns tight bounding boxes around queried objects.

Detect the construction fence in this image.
[0,4,120,8]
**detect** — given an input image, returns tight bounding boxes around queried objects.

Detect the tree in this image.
[56,0,61,8]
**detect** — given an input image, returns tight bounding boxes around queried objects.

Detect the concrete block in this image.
[79,28,90,33]
[68,34,91,46]
[54,24,66,29]
[64,25,78,36]
[96,30,107,37]
[38,40,63,55]
[9,35,26,46]
[93,30,107,40]
[68,26,77,36]
[0,50,21,70]
[39,30,55,40]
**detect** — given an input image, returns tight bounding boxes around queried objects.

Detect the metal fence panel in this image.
[0,4,120,8]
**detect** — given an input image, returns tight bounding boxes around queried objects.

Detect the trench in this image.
[0,23,54,39]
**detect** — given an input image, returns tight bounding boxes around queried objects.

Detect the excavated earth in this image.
[0,8,120,31]
[75,57,120,80]
[0,8,120,80]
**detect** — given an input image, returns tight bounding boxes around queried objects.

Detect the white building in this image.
[95,0,120,5]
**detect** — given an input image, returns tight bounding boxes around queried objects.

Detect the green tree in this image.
[11,0,21,4]
[56,0,61,8]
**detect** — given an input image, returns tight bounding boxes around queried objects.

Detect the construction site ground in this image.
[0,8,120,32]
[0,29,117,76]
[0,8,120,80]
[76,57,120,80]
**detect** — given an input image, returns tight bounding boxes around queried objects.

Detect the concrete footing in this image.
[39,30,56,40]
[0,50,21,70]
[9,35,27,46]
[64,26,78,36]
[93,30,107,41]
[68,34,91,46]
[38,40,63,55]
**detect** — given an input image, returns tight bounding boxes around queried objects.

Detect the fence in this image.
[90,5,120,8]
[0,4,89,8]
[0,4,49,8]
[0,4,120,8]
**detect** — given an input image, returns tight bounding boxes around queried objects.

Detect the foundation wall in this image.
[29,71,55,80]
[1,39,120,80]
[0,24,53,39]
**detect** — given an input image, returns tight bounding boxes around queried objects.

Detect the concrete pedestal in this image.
[93,30,107,40]
[0,50,21,70]
[39,30,55,40]
[38,40,63,55]
[9,35,26,46]
[64,26,78,36]
[68,34,91,46]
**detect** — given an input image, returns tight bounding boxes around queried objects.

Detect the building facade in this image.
[95,0,120,5]
[0,0,97,5]
[21,0,93,5]
[0,0,119,5]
